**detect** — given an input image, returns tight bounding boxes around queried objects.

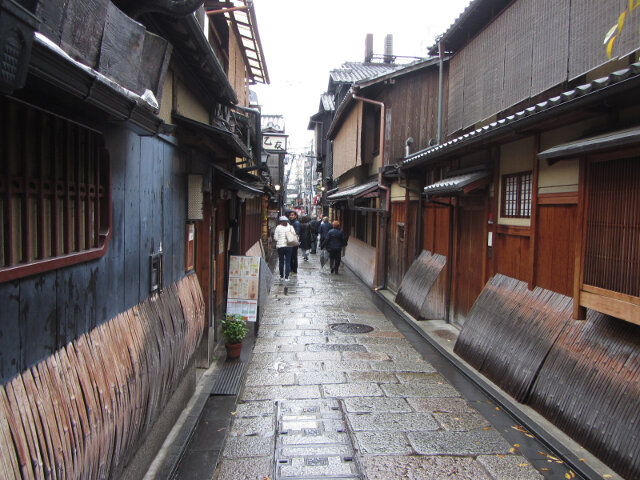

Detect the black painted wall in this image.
[0,126,190,383]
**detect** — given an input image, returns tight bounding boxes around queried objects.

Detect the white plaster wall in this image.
[342,237,376,289]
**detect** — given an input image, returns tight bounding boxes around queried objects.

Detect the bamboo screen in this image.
[568,0,639,80]
[446,0,638,133]
[532,0,570,94]
[332,103,362,179]
[584,156,640,298]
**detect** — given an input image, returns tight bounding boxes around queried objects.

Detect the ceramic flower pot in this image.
[225,342,242,359]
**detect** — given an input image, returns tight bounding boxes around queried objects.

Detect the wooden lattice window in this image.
[0,97,111,282]
[584,157,640,298]
[501,171,532,218]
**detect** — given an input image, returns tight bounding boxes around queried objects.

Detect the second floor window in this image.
[501,171,532,218]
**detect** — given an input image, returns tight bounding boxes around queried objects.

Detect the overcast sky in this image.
[251,0,471,153]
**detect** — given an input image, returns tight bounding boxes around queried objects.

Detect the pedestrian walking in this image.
[321,220,347,274]
[309,215,321,254]
[298,215,313,261]
[319,216,331,245]
[287,210,301,275]
[273,216,293,281]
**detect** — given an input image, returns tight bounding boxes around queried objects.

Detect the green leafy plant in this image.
[222,314,248,344]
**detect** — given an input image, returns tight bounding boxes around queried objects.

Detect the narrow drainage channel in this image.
[369,289,599,480]
[274,399,361,480]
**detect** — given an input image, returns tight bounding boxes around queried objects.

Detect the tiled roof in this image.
[402,62,640,169]
[321,93,335,112]
[327,180,379,201]
[330,62,401,84]
[423,171,490,195]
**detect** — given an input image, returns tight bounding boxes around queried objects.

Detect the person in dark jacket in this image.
[287,210,301,274]
[318,216,331,246]
[298,215,313,261]
[321,220,347,274]
[309,215,321,254]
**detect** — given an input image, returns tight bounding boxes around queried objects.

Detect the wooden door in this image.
[453,196,486,327]
[386,202,406,293]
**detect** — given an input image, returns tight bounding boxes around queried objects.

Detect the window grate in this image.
[0,97,111,282]
[501,171,532,218]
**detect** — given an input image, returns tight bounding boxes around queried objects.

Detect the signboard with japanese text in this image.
[262,134,287,153]
[226,255,260,322]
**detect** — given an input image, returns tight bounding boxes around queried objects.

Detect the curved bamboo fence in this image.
[0,274,204,479]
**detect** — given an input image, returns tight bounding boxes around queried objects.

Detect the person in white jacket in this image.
[273,216,294,281]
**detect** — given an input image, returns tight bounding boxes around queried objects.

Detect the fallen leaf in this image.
[514,444,520,448]
[518,463,528,467]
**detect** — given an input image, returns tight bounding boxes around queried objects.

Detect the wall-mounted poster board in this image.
[226,255,260,322]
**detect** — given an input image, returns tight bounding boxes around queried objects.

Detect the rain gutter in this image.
[437,39,444,144]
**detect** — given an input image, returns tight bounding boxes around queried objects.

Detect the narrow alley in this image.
[162,253,596,480]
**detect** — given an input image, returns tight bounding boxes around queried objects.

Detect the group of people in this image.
[273,210,347,281]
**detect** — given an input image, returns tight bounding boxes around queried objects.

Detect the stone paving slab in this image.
[346,412,440,432]
[408,430,513,455]
[478,454,544,479]
[360,455,493,480]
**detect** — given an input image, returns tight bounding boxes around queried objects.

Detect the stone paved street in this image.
[214,253,544,480]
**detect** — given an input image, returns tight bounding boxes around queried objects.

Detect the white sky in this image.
[251,0,471,153]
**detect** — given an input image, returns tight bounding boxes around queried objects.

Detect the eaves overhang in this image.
[212,0,269,85]
[327,180,379,202]
[401,62,640,170]
[145,12,238,106]
[538,125,640,161]
[29,32,166,135]
[173,112,251,158]
[357,57,441,89]
[213,164,263,196]
[424,170,491,196]
[427,0,512,55]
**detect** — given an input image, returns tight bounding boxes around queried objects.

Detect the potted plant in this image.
[222,314,248,359]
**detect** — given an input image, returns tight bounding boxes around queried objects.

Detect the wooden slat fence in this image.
[455,273,640,478]
[395,250,447,321]
[0,274,203,479]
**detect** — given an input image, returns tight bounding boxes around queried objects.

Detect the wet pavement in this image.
[210,253,559,480]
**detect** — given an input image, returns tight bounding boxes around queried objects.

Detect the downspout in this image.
[437,39,444,145]
[352,92,389,291]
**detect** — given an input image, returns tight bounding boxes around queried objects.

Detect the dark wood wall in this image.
[535,199,577,297]
[387,201,418,293]
[374,66,446,164]
[494,227,531,285]
[0,126,189,383]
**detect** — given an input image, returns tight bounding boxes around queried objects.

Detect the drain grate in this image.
[210,361,246,395]
[274,399,360,479]
[330,323,374,334]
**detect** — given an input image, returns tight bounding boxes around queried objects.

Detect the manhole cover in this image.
[330,323,374,334]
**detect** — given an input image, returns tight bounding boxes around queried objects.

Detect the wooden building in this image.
[396,1,640,477]
[0,0,268,477]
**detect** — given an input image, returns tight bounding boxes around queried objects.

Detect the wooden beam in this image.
[528,133,540,290]
[573,157,587,320]
[580,288,640,326]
